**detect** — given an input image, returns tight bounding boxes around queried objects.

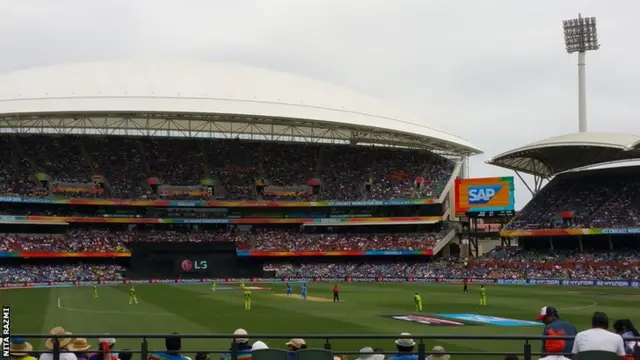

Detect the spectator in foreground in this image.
[373,348,386,360]
[539,331,571,360]
[285,339,307,360]
[88,341,119,360]
[537,306,577,357]
[251,342,268,351]
[117,350,133,360]
[149,333,190,360]
[97,337,117,358]
[613,319,640,357]
[9,338,36,360]
[572,312,625,358]
[388,333,417,360]
[41,327,77,360]
[428,346,449,360]
[222,329,252,360]
[67,338,91,360]
[195,353,210,360]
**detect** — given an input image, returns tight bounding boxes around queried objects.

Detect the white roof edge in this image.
[488,132,640,163]
[0,61,481,155]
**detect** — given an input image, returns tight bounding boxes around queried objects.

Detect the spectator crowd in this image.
[0,135,454,201]
[7,316,639,360]
[506,169,640,230]
[0,229,444,253]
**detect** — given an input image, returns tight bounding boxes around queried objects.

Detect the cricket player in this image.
[463,279,468,294]
[211,280,216,292]
[243,289,251,310]
[240,279,245,289]
[286,283,292,295]
[93,284,99,298]
[301,284,307,300]
[414,292,423,312]
[129,285,139,304]
[479,285,487,306]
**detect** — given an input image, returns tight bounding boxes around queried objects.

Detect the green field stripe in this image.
[3,288,52,341]
[47,286,219,353]
[6,283,640,360]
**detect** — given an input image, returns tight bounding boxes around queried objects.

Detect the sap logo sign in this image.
[468,185,503,204]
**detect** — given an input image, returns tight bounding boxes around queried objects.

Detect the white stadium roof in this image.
[0,61,480,155]
[488,132,640,177]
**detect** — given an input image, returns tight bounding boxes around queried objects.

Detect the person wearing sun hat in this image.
[9,338,36,360]
[40,327,77,360]
[389,333,418,360]
[67,338,92,360]
[285,339,307,360]
[427,346,449,360]
[221,329,252,360]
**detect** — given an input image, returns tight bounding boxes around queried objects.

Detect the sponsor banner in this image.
[497,278,640,287]
[0,252,130,258]
[436,314,542,327]
[0,215,442,226]
[3,277,639,289]
[379,315,467,326]
[237,250,434,257]
[501,227,640,237]
[0,197,435,208]
[455,177,515,215]
[264,185,312,197]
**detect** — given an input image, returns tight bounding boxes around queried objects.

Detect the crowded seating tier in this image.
[506,169,640,230]
[0,229,443,252]
[0,135,454,201]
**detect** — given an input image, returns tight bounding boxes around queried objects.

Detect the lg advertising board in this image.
[455,177,515,215]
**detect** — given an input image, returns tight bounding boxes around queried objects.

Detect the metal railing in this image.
[11,333,640,360]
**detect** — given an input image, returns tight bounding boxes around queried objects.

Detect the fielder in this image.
[129,285,139,304]
[93,284,99,298]
[480,285,487,306]
[211,280,216,292]
[244,289,251,310]
[414,292,423,312]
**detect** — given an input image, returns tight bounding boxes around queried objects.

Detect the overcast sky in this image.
[1,0,639,208]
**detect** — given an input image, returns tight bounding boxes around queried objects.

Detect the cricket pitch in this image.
[271,293,334,303]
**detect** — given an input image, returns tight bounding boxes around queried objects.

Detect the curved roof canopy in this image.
[0,61,480,155]
[487,132,640,177]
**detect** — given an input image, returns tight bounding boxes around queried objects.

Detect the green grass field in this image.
[5,283,640,359]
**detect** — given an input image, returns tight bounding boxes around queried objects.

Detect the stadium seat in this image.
[294,349,333,360]
[576,350,618,360]
[251,349,290,360]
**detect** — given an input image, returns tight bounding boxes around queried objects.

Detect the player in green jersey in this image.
[129,285,139,304]
[243,289,251,310]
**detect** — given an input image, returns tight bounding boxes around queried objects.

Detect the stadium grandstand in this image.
[473,132,640,281]
[1,62,639,286]
[0,61,481,284]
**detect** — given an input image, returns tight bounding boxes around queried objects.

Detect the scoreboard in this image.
[466,210,515,218]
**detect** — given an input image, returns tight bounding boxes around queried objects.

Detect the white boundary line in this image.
[57,297,171,316]
[558,300,598,311]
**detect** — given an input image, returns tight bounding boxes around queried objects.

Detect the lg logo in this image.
[181,260,208,271]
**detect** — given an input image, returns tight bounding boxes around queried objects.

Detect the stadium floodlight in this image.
[563,14,600,133]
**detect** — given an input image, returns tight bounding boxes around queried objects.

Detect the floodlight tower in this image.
[563,14,600,133]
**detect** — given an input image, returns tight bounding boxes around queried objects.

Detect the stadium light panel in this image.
[563,15,599,53]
